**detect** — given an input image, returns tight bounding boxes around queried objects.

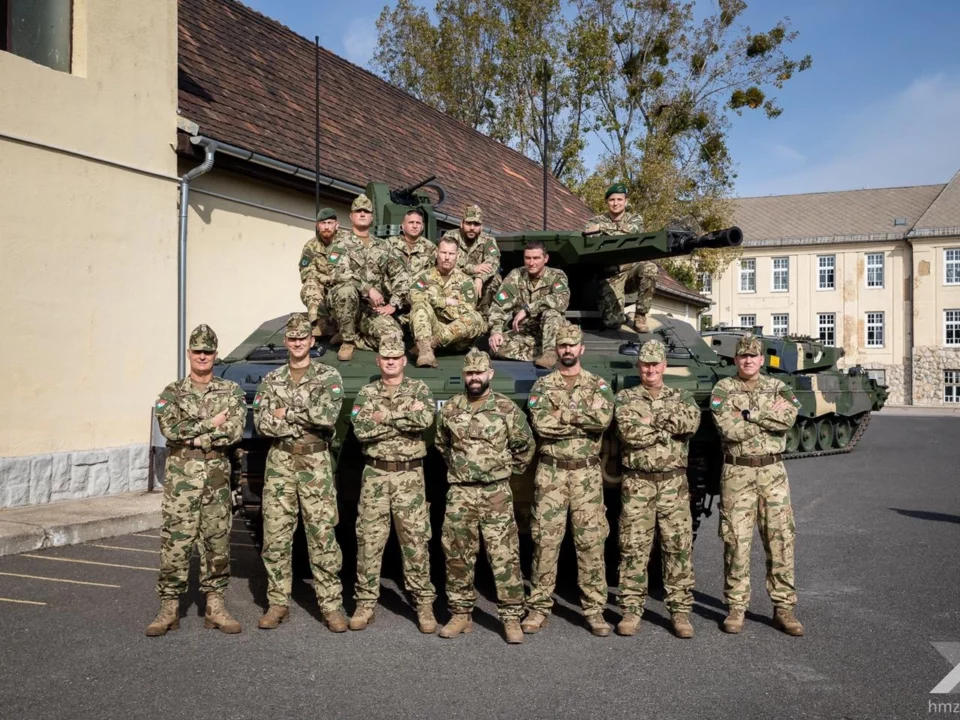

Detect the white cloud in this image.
[341,17,378,67]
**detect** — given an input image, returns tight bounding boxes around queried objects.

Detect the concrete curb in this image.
[879,406,960,417]
[0,490,162,557]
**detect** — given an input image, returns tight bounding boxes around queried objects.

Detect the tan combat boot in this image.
[671,612,694,639]
[415,339,437,368]
[634,313,650,333]
[584,613,611,637]
[722,607,745,634]
[417,605,438,634]
[323,607,349,633]
[615,612,641,637]
[773,607,805,637]
[534,349,558,369]
[503,619,524,644]
[257,605,289,630]
[520,609,548,634]
[204,593,241,634]
[439,613,474,638]
[349,606,375,631]
[337,342,355,362]
[145,598,180,637]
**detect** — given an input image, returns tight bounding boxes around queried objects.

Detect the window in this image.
[866,253,884,288]
[0,0,72,73]
[739,314,756,329]
[866,369,886,386]
[947,249,960,285]
[946,310,960,346]
[699,314,713,331]
[818,255,835,290]
[772,257,789,292]
[866,312,884,348]
[771,314,789,337]
[700,272,712,294]
[946,370,960,403]
[818,313,836,346]
[739,259,755,293]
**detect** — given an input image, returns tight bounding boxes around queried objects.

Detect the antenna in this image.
[541,59,549,231]
[315,35,320,218]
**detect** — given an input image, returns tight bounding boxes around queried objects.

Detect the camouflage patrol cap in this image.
[463,348,491,373]
[464,204,483,223]
[735,334,763,357]
[639,339,666,363]
[316,207,337,222]
[285,313,312,339]
[555,322,583,346]
[378,335,406,358]
[351,194,373,212]
[605,182,628,198]
[189,324,218,352]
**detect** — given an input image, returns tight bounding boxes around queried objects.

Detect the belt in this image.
[624,467,686,482]
[171,447,225,460]
[366,458,423,472]
[454,479,506,487]
[277,439,329,455]
[724,454,782,468]
[539,455,600,471]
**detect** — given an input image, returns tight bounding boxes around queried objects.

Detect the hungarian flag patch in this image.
[553,282,566,291]
[155,399,168,411]
[351,404,361,417]
[488,246,497,255]
[253,393,263,408]
[415,279,426,290]
[330,383,342,395]
[328,252,341,264]
[710,395,723,409]
[528,394,540,408]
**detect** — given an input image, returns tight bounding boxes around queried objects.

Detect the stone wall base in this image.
[912,346,960,406]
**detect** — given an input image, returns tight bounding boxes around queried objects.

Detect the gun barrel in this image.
[394,175,438,197]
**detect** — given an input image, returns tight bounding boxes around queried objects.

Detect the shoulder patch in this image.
[300,255,311,267]
[330,383,342,395]
[496,286,515,305]
[253,392,263,408]
[328,251,341,264]
[710,394,724,410]
[528,393,540,408]
[415,278,427,290]
[155,398,169,412]
[351,404,361,417]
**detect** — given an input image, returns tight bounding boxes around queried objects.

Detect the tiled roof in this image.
[655,267,710,307]
[177,0,593,232]
[912,170,960,235]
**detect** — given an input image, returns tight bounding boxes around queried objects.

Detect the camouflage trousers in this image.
[618,471,694,614]
[261,446,343,612]
[528,462,609,615]
[719,462,797,610]
[354,464,435,608]
[599,261,658,327]
[410,301,485,350]
[493,308,564,362]
[301,278,333,330]
[356,310,402,351]
[477,273,502,316]
[441,480,525,620]
[157,455,232,598]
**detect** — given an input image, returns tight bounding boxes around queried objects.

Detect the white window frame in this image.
[945,370,960,404]
[739,314,756,328]
[739,259,756,293]
[866,253,884,289]
[771,257,789,292]
[700,272,712,294]
[817,313,836,346]
[865,312,884,348]
[771,314,789,337]
[946,249,960,286]
[946,310,960,347]
[818,255,836,290]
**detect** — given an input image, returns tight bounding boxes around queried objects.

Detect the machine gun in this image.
[366,177,446,241]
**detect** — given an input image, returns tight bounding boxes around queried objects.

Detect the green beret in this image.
[316,208,337,222]
[605,183,628,199]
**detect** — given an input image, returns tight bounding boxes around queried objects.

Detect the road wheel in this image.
[834,418,853,448]
[799,420,817,452]
[816,418,834,450]
[785,424,800,453]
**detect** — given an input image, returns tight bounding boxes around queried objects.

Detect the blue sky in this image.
[243,0,960,198]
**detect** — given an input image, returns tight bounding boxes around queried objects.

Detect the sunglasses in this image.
[191,350,215,356]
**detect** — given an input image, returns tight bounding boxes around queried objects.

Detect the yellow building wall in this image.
[912,237,960,347]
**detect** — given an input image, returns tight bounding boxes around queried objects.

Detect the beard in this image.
[559,354,578,368]
[466,380,490,398]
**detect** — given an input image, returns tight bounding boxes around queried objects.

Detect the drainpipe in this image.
[177,138,218,378]
[905,235,915,404]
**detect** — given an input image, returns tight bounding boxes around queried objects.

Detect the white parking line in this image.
[0,597,47,606]
[132,534,161,539]
[90,544,159,554]
[20,554,155,572]
[0,572,120,588]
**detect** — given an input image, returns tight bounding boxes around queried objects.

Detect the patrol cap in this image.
[735,334,763,357]
[555,322,583,346]
[189,324,218,352]
[464,204,483,223]
[638,339,666,363]
[605,182,628,199]
[463,348,491,373]
[285,313,312,339]
[378,335,406,358]
[316,207,337,222]
[351,194,374,212]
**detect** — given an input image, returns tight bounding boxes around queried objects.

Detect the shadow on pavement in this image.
[890,508,960,524]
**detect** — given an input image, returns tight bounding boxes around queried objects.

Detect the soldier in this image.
[584,183,659,333]
[371,209,438,330]
[299,208,347,338]
[147,324,246,636]
[522,323,616,637]
[711,334,804,636]
[253,313,348,632]
[440,204,501,314]
[488,239,570,369]
[409,236,485,368]
[614,339,700,638]
[349,336,438,633]
[435,349,535,644]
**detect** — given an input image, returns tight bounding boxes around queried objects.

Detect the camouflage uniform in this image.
[409,266,485,350]
[441,205,502,314]
[488,266,570,361]
[435,350,536,620]
[614,341,700,616]
[350,339,436,610]
[154,325,245,600]
[299,208,340,331]
[526,325,615,617]
[375,234,438,318]
[711,336,800,613]
[584,210,659,328]
[254,316,346,613]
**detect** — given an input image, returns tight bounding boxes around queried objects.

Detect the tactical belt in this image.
[624,467,686,482]
[171,447,225,460]
[539,455,600,471]
[454,478,506,487]
[277,439,329,455]
[724,453,782,468]
[366,458,423,472]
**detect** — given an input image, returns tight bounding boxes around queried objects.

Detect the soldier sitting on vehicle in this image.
[441,204,502,316]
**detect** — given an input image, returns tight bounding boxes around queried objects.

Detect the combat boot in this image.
[323,607,349,633]
[671,612,694,639]
[773,607,805,637]
[257,605,289,630]
[633,313,650,333]
[503,619,524,644]
[417,605,438,634]
[615,612,641,637]
[337,342,355,362]
[349,605,375,631]
[534,349,558,369]
[439,613,474,638]
[584,613,611,637]
[145,598,180,637]
[415,339,436,368]
[520,609,548,634]
[204,592,241,634]
[722,607,745,634]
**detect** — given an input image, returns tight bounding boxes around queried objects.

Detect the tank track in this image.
[783,412,872,460]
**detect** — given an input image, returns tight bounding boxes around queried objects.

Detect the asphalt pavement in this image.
[0,415,957,720]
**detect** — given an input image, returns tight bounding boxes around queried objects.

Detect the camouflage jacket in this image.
[375,236,438,309]
[711,374,800,457]
[350,377,435,461]
[253,361,345,441]
[615,384,701,472]
[155,376,246,453]
[409,266,478,322]
[328,231,389,294]
[441,228,500,283]
[435,391,535,484]
[298,233,338,288]
[488,267,570,334]
[584,211,644,235]
[528,369,615,460]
